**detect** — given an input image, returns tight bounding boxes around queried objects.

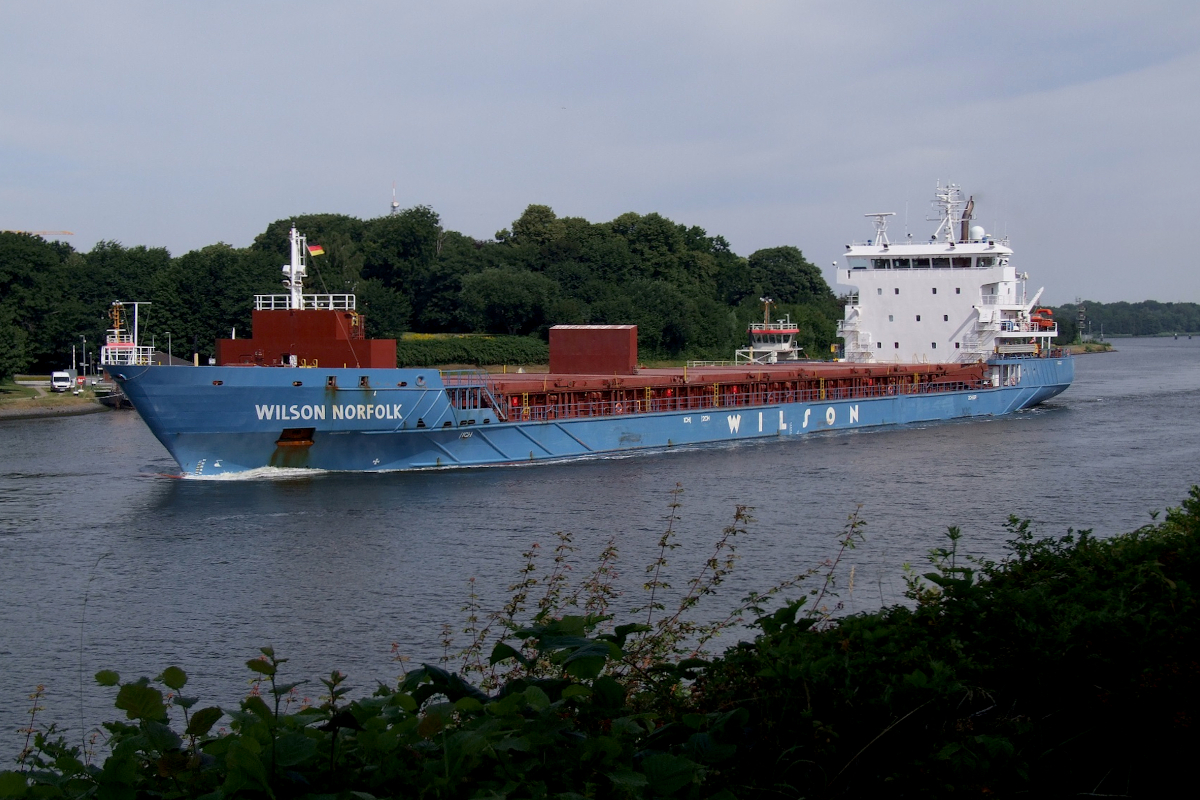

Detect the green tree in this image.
[747,245,829,304]
[459,268,559,335]
[0,306,29,379]
[510,204,564,247]
[151,245,279,360]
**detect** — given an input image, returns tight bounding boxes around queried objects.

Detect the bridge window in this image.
[895,288,900,295]
[893,258,911,268]
[952,257,972,268]
[932,287,937,294]
[931,342,937,349]
[977,257,996,267]
[871,258,890,269]
[932,257,950,268]
[913,258,931,268]
[877,342,883,348]
[849,257,869,269]
[916,315,921,322]
[943,314,949,321]
[889,315,894,322]
[877,288,883,295]
[956,288,961,294]
[894,342,899,348]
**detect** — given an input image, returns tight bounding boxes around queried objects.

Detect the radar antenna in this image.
[863,212,895,246]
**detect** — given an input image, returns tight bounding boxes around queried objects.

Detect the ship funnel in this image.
[958,195,975,242]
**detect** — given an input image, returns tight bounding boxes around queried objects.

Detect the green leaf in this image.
[224,739,270,791]
[274,732,318,767]
[158,666,187,691]
[0,770,28,798]
[607,769,648,789]
[241,695,272,721]
[564,655,606,681]
[144,720,183,753]
[562,684,592,699]
[488,642,529,667]
[454,697,484,714]
[391,692,418,713]
[245,658,276,677]
[114,682,166,721]
[592,676,626,708]
[185,706,223,737]
[94,670,120,687]
[642,753,698,795]
[523,685,551,711]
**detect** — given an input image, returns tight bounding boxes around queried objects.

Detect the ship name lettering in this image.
[255,404,327,422]
[683,416,692,423]
[849,404,859,424]
[329,403,404,421]
[727,414,741,433]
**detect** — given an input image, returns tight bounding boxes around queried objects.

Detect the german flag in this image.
[307,243,325,256]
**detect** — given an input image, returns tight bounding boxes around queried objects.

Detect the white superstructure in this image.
[836,183,1056,363]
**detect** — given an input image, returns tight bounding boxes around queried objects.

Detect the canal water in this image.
[2,336,1199,753]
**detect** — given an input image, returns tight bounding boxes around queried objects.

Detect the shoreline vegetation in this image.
[6,489,1197,798]
[0,383,110,421]
[1063,340,1115,354]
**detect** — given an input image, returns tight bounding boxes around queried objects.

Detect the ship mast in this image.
[929,181,967,243]
[284,225,309,310]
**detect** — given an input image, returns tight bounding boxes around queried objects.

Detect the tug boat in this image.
[108,184,1072,476]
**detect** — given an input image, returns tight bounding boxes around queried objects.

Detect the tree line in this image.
[0,206,841,378]
[1053,299,1200,341]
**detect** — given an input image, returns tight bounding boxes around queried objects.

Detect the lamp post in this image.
[166,331,172,364]
[80,335,86,376]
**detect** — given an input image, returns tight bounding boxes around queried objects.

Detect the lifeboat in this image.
[1031,308,1056,330]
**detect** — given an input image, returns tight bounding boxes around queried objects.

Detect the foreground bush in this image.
[696,491,1200,797]
[5,490,1198,798]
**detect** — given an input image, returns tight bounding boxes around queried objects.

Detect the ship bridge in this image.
[835,184,1057,364]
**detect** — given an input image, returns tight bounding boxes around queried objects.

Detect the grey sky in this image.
[4,1,1198,304]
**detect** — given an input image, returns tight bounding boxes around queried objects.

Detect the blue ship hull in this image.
[110,356,1073,477]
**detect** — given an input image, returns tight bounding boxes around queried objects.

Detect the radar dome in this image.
[969,225,986,241]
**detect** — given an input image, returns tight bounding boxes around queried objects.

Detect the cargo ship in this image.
[105,184,1072,476]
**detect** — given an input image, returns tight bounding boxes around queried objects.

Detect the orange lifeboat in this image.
[1031,308,1056,330]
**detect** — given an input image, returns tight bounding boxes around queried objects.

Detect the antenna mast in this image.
[864,212,895,246]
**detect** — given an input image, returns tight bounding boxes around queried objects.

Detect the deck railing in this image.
[500,379,994,422]
[254,294,356,311]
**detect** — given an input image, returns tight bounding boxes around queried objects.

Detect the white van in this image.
[50,371,72,392]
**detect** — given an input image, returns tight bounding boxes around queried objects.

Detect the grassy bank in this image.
[7,491,1198,798]
[1064,341,1115,354]
[0,382,107,419]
